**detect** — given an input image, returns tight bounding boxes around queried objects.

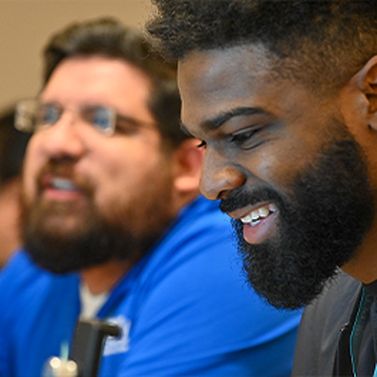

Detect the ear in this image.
[172,138,204,194]
[349,55,377,131]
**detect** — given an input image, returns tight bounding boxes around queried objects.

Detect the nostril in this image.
[217,190,230,201]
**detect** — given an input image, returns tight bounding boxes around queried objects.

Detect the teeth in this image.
[268,203,278,213]
[241,214,253,223]
[258,207,269,218]
[51,178,77,191]
[251,219,261,227]
[240,204,277,225]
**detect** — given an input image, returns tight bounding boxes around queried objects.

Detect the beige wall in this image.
[0,0,153,108]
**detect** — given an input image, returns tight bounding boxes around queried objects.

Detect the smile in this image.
[228,202,279,245]
[40,175,84,202]
[240,203,278,227]
[49,177,78,191]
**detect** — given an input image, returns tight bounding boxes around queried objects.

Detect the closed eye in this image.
[229,128,260,149]
[115,117,139,134]
[115,115,155,135]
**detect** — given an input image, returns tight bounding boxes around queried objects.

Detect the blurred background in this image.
[0,0,153,108]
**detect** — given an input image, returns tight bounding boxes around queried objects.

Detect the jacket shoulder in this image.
[292,272,361,376]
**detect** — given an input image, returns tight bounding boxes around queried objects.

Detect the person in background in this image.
[147,0,377,375]
[0,105,30,266]
[0,17,301,377]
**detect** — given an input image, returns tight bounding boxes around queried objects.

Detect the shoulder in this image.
[138,197,242,295]
[0,250,79,319]
[292,271,361,376]
[143,197,234,276]
[168,196,233,244]
[0,250,41,290]
[301,271,361,329]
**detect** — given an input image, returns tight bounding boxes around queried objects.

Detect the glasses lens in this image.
[84,106,114,135]
[37,104,61,128]
[15,100,38,132]
[15,100,63,133]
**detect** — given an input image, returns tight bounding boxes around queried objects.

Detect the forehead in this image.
[177,45,279,129]
[41,56,154,120]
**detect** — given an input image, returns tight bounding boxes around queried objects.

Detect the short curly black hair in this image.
[147,0,377,94]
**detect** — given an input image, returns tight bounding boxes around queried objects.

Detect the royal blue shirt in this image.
[0,197,301,377]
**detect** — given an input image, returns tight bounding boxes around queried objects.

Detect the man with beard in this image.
[0,17,301,377]
[147,0,377,375]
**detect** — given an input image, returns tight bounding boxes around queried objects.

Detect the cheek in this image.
[246,135,324,189]
[89,142,163,206]
[253,151,296,185]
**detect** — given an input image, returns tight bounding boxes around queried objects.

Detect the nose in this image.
[36,113,86,160]
[200,148,246,200]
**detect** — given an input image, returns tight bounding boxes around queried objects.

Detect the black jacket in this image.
[292,272,372,377]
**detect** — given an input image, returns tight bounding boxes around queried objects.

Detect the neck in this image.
[81,259,132,294]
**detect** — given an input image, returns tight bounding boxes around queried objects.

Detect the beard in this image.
[220,128,374,309]
[20,159,176,274]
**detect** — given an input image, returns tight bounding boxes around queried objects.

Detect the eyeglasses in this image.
[15,98,156,136]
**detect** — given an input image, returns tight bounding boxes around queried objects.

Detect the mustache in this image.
[219,187,284,213]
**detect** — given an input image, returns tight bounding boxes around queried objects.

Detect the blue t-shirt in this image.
[0,196,301,377]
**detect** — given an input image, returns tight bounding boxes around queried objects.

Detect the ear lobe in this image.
[172,138,204,194]
[354,55,377,131]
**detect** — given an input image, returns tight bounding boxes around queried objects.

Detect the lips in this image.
[228,202,279,245]
[240,203,278,226]
[40,174,84,201]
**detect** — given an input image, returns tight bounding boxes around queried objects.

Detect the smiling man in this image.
[148,1,377,375]
[0,17,301,377]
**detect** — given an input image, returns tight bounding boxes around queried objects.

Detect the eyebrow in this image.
[181,106,268,135]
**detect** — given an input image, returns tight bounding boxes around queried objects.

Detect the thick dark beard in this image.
[21,201,167,273]
[222,133,374,309]
[21,162,175,274]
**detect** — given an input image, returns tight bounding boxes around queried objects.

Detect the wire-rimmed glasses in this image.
[15,98,155,136]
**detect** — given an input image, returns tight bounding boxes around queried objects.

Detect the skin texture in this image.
[178,45,377,308]
[21,56,202,292]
